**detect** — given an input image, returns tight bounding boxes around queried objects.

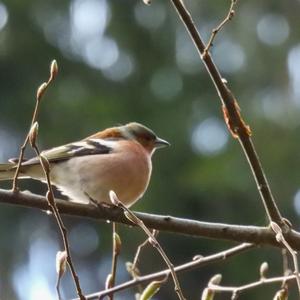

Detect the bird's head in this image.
[121,122,170,153]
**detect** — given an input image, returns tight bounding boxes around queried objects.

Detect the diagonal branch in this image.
[169,0,284,227]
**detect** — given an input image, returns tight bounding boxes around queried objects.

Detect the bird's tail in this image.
[0,163,17,180]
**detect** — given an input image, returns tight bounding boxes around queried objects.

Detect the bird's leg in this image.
[83,191,98,207]
[84,191,114,209]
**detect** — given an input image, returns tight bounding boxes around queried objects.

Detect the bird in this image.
[0,122,170,207]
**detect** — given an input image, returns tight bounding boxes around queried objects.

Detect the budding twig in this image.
[127,230,159,294]
[133,230,159,271]
[75,243,254,300]
[12,60,58,191]
[271,222,300,295]
[106,222,121,300]
[109,191,186,300]
[13,60,85,300]
[56,250,67,300]
[206,227,300,298]
[31,131,86,300]
[203,0,238,58]
[169,0,284,227]
[208,273,296,298]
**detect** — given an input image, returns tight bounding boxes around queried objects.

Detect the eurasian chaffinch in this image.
[0,122,169,207]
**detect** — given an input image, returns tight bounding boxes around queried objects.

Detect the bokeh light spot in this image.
[176,28,201,74]
[12,236,57,300]
[259,88,287,121]
[134,1,166,30]
[294,189,300,216]
[287,44,300,102]
[191,118,229,155]
[257,14,289,46]
[83,36,119,70]
[0,128,21,161]
[0,3,8,31]
[150,68,183,100]
[70,0,110,40]
[69,223,99,256]
[214,40,246,73]
[102,51,135,81]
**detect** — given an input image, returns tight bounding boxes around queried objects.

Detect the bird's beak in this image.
[154,137,170,148]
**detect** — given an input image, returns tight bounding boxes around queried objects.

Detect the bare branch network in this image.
[0,0,299,299]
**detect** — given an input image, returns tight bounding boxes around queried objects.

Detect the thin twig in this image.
[106,222,121,300]
[133,230,158,270]
[109,191,186,300]
[169,0,284,227]
[56,269,64,300]
[271,222,300,295]
[280,249,290,297]
[208,274,296,297]
[73,243,254,300]
[56,250,67,300]
[203,0,238,57]
[273,288,288,300]
[32,144,86,300]
[12,60,58,191]
[14,60,85,299]
[282,248,290,277]
[56,279,62,300]
[127,230,159,293]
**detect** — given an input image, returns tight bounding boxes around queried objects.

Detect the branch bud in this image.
[135,293,141,300]
[273,288,288,300]
[40,154,50,174]
[229,10,235,20]
[209,274,222,285]
[270,221,281,234]
[126,262,140,277]
[109,190,120,206]
[50,59,58,81]
[259,262,269,279]
[36,82,48,101]
[29,122,39,147]
[46,190,55,205]
[56,250,67,278]
[201,288,214,300]
[113,232,122,255]
[140,278,166,300]
[105,273,113,289]
[124,211,139,224]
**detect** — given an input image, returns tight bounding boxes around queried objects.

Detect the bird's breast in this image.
[51,141,152,206]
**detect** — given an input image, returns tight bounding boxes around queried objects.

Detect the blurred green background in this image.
[1,0,300,299]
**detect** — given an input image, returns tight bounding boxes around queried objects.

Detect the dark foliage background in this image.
[0,0,300,299]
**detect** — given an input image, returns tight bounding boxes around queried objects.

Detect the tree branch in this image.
[74,243,254,300]
[109,190,186,300]
[2,189,300,249]
[203,0,238,56]
[209,273,296,297]
[169,0,284,227]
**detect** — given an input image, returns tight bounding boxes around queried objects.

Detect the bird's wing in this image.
[21,139,114,166]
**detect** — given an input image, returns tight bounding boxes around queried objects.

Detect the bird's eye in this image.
[146,134,156,141]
